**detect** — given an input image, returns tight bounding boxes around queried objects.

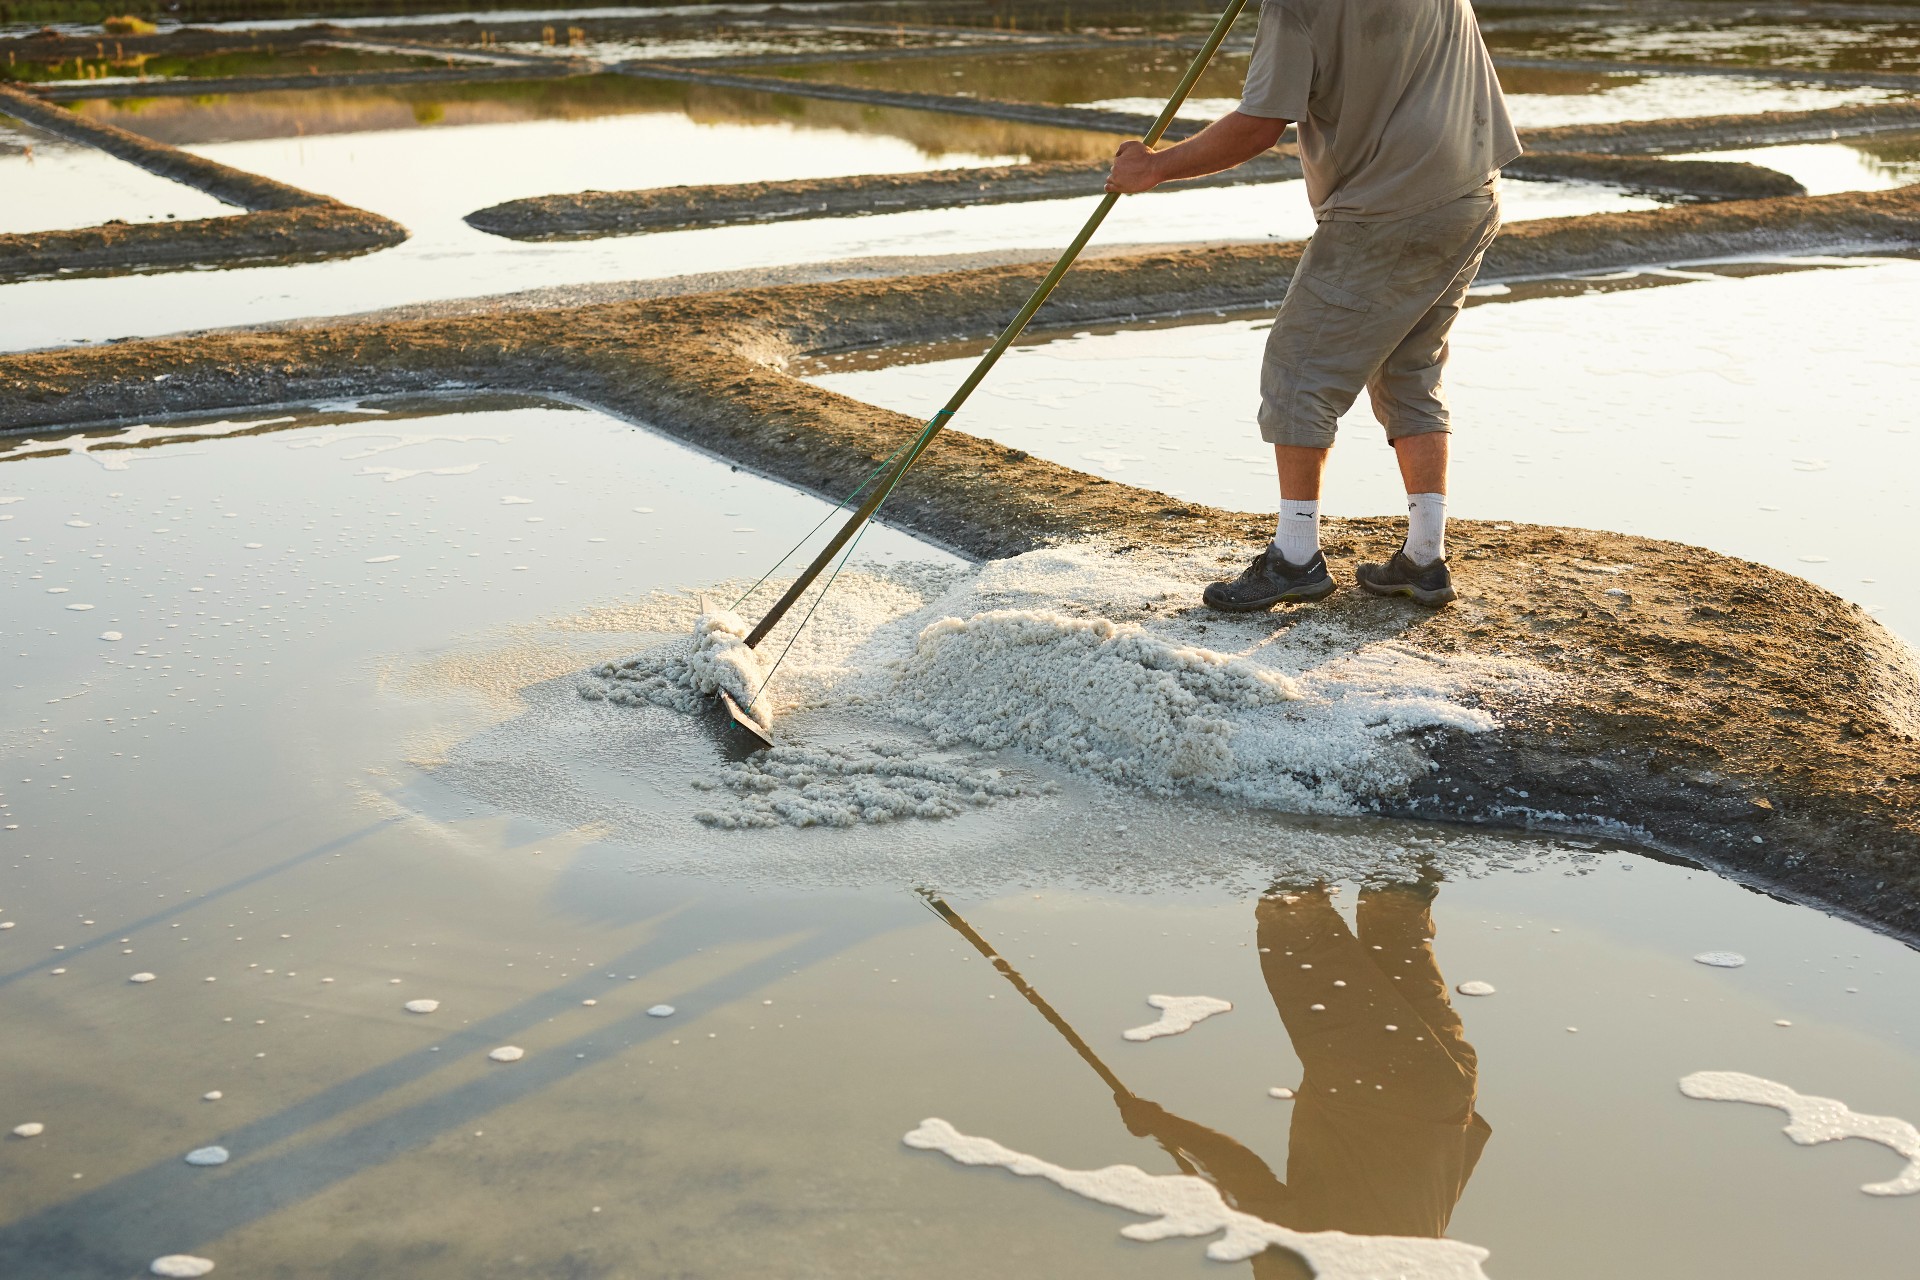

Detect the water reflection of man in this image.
[1117,881,1490,1276]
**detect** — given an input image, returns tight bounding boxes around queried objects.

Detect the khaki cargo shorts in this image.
[1259,181,1502,448]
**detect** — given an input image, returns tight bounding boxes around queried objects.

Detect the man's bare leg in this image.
[1391,431,1448,496]
[1272,444,1330,567]
[1201,444,1338,609]
[1356,429,1458,605]
[1276,443,1330,501]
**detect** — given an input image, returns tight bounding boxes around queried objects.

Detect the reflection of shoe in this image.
[1356,547,1456,606]
[1203,546,1337,612]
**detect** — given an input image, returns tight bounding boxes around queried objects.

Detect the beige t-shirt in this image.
[1237,0,1521,222]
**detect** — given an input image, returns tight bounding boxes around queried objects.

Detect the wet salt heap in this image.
[583,545,1546,827]
[587,607,773,733]
[904,1118,1492,1278]
[691,743,1031,829]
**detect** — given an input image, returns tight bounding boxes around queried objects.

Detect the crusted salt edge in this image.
[584,546,1550,827]
[1680,1071,1920,1196]
[1122,995,1233,1042]
[903,1118,1491,1277]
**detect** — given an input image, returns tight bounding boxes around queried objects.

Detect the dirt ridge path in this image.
[3,187,1917,939]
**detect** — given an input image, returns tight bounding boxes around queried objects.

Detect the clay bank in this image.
[5,183,1918,939]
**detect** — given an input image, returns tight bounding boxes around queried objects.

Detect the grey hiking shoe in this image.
[1202,546,1337,612]
[1356,547,1456,606]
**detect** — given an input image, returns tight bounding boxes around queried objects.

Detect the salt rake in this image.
[717,0,1254,749]
[915,890,1202,1178]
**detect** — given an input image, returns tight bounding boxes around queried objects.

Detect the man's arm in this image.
[1105,111,1290,194]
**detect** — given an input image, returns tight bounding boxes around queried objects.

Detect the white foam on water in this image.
[65,603,94,611]
[150,1257,215,1278]
[1694,952,1747,968]
[904,1118,1492,1277]
[12,1122,44,1137]
[1268,1087,1295,1100]
[403,999,440,1014]
[1122,995,1233,1042]
[585,545,1547,827]
[488,1046,525,1063]
[129,972,156,983]
[100,631,122,641]
[184,1146,229,1167]
[202,1092,222,1102]
[1680,1071,1920,1196]
[1456,981,1496,997]
[647,1005,675,1018]
[364,555,401,564]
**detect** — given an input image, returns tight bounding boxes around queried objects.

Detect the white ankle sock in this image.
[1406,492,1446,563]
[1273,500,1321,565]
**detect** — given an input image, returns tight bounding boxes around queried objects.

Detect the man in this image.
[1106,0,1520,609]
[1117,878,1491,1273]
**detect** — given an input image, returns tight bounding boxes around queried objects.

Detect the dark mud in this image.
[1490,54,1920,93]
[1506,151,1805,200]
[467,152,1304,240]
[614,61,1214,140]
[1528,98,1920,154]
[30,61,585,102]
[0,80,406,282]
[2,183,1917,936]
[467,146,1803,242]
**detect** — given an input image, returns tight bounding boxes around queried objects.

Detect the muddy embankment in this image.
[1528,98,1920,154]
[468,152,1302,239]
[29,62,585,102]
[1490,54,1920,94]
[4,186,1919,936]
[614,60,1217,139]
[468,147,1803,240]
[0,81,406,282]
[466,96,1864,241]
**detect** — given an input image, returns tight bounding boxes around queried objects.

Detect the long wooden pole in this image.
[743,0,1252,648]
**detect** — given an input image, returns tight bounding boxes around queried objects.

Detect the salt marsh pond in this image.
[3,2,1919,1276]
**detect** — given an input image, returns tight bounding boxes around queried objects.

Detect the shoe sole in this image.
[1357,577,1456,607]
[1203,576,1339,612]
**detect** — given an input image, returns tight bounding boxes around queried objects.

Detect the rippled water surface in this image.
[3,397,1920,1278]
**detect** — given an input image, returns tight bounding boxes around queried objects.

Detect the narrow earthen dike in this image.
[465,98,1920,240]
[0,82,407,283]
[4,186,1918,938]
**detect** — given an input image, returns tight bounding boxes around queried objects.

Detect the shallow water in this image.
[1482,17,1920,76]
[1690,132,1920,195]
[3,394,1919,1277]
[0,115,234,235]
[812,254,1920,643]
[772,46,1904,127]
[0,86,1649,350]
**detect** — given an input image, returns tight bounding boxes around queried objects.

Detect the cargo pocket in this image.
[1298,272,1373,312]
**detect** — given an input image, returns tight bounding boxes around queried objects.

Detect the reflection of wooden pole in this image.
[917,891,1198,1176]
